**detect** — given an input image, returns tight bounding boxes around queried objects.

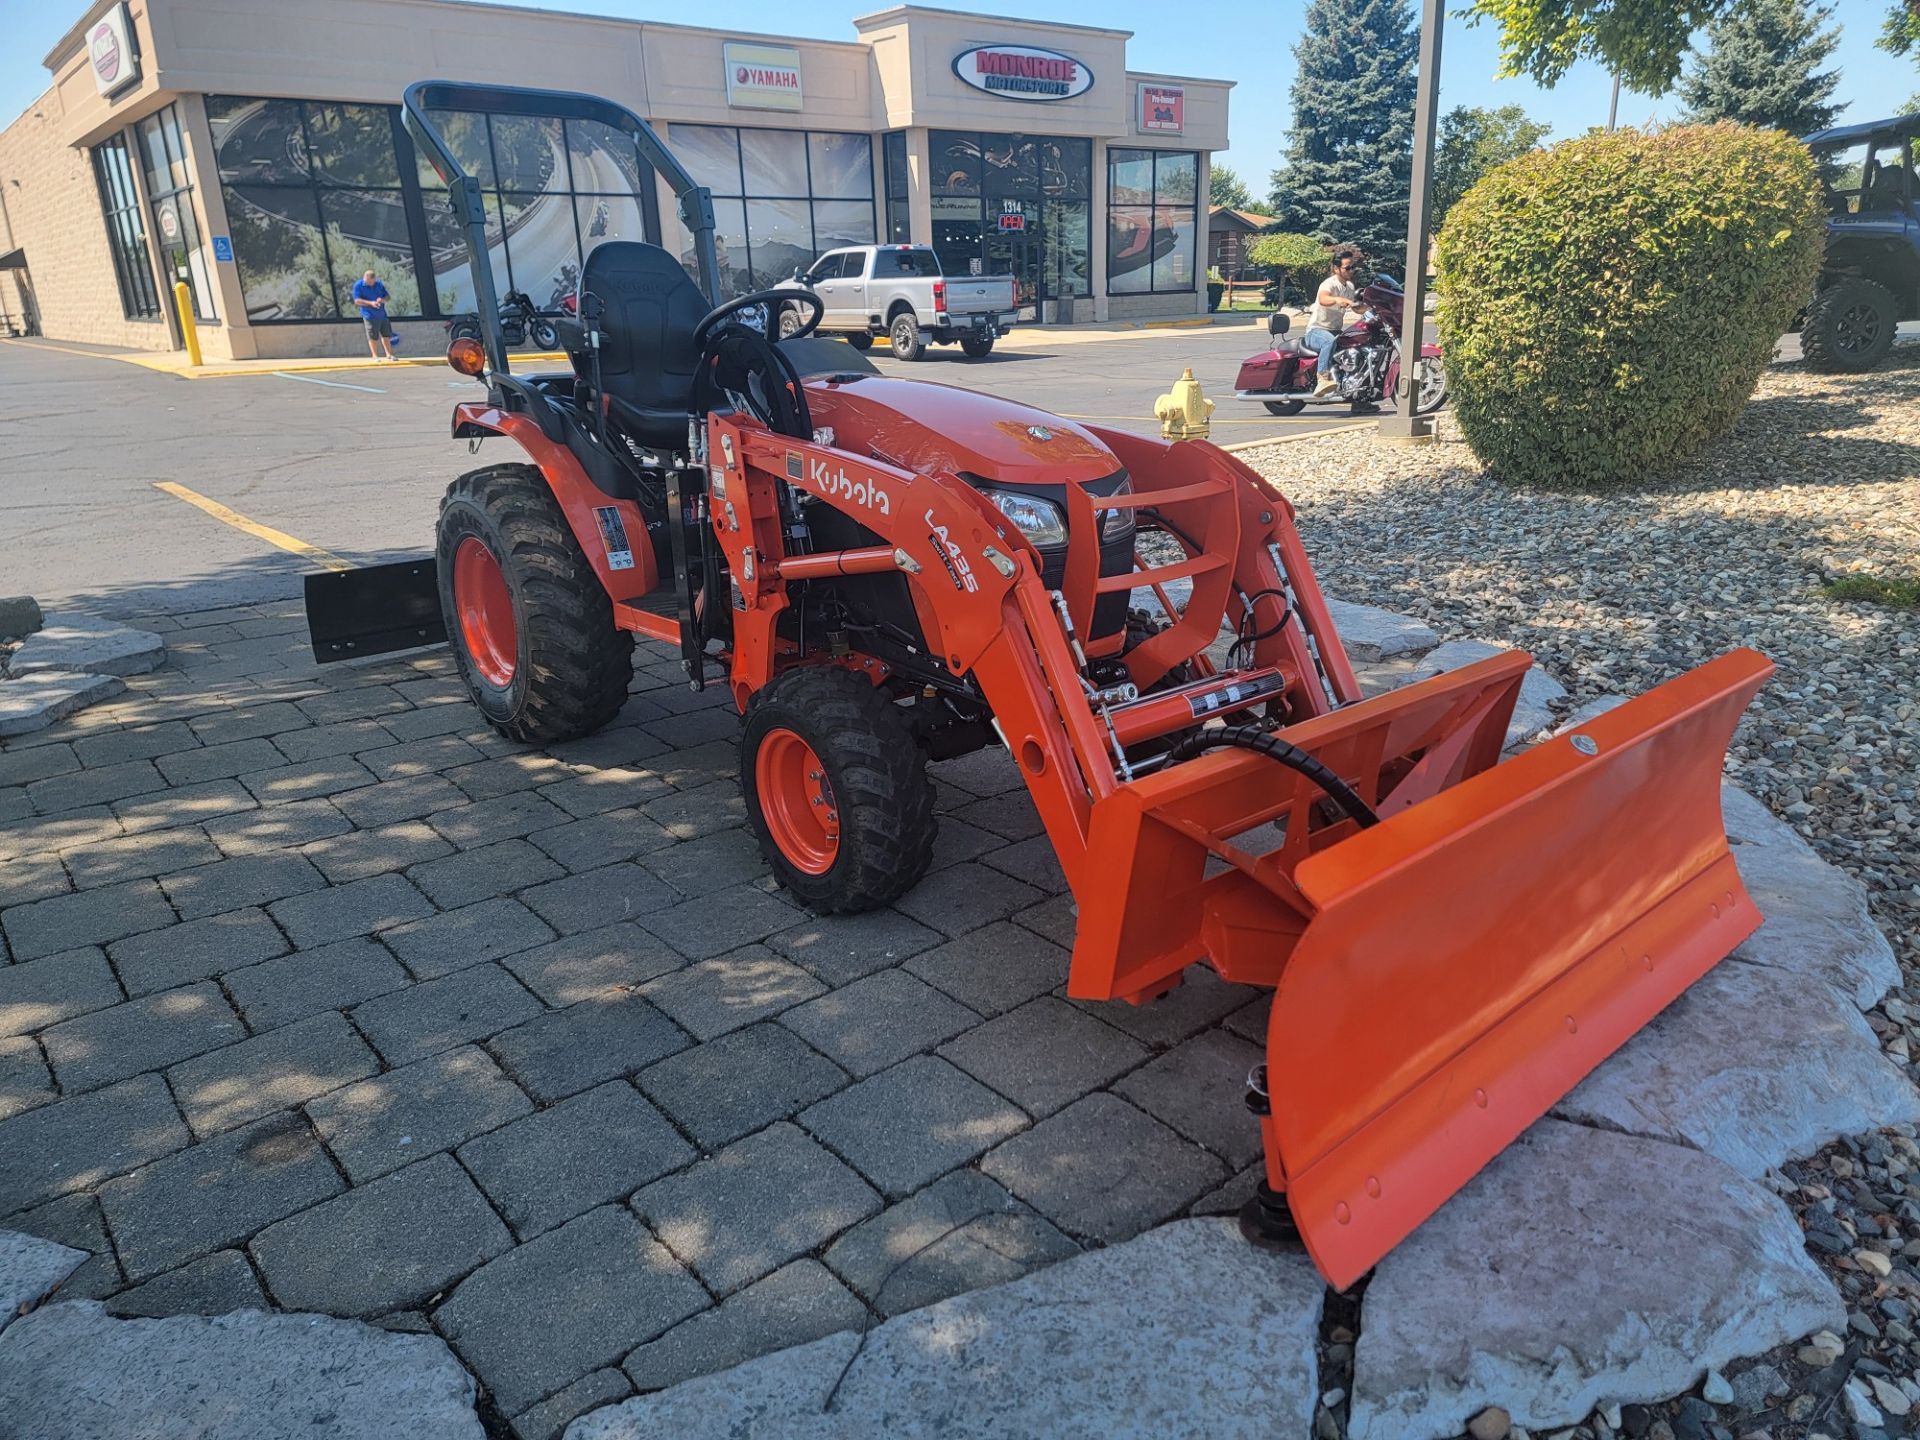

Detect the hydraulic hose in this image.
[1166,724,1381,829]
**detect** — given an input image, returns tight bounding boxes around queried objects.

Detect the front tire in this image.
[777,306,804,340]
[889,312,925,361]
[959,334,995,359]
[1263,398,1306,416]
[1802,277,1898,373]
[437,465,633,745]
[741,667,936,913]
[529,318,560,351]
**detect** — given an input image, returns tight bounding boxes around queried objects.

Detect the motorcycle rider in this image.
[1304,246,1362,399]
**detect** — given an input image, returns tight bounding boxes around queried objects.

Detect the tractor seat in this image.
[562,241,707,448]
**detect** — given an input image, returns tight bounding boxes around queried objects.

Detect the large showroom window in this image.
[883,131,911,245]
[207,96,424,321]
[928,130,1090,313]
[207,96,659,322]
[91,133,160,321]
[1107,148,1199,295]
[668,125,876,299]
[419,110,659,314]
[133,104,217,322]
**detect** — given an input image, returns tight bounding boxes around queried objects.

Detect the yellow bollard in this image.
[1153,367,1214,441]
[172,280,202,368]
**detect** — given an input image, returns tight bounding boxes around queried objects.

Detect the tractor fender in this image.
[449,400,658,602]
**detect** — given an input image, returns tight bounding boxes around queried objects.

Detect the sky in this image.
[0,0,1913,187]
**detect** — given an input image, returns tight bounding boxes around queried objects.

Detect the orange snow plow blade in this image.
[1265,648,1773,1288]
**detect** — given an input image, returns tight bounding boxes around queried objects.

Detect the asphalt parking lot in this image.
[0,320,1368,617]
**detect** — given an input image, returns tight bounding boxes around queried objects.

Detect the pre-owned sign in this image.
[88,2,140,99]
[1139,83,1184,133]
[724,42,803,112]
[952,45,1093,102]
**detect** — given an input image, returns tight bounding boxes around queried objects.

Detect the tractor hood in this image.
[802,374,1123,487]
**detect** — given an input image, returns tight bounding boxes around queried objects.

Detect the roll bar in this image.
[401,80,719,377]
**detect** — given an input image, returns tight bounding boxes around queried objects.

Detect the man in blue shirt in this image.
[351,269,402,361]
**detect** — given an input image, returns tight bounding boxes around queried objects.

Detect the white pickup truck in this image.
[775,244,1018,361]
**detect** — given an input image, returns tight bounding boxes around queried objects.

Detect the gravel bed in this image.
[1240,345,1920,1440]
[1238,346,1920,980]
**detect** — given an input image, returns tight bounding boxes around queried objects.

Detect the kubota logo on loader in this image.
[926,509,978,593]
[810,458,891,517]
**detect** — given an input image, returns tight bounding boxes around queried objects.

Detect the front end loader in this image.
[307,81,1773,1289]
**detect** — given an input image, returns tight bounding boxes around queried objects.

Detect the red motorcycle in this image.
[1233,274,1446,417]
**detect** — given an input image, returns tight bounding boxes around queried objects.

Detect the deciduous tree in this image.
[1210,165,1273,213]
[1433,105,1551,220]
[1465,0,1732,92]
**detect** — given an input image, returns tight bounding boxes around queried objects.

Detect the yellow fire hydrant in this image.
[1154,367,1213,441]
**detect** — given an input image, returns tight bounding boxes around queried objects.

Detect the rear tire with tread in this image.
[1802,277,1898,373]
[437,464,633,744]
[960,334,995,359]
[889,312,926,361]
[846,332,875,352]
[741,667,936,913]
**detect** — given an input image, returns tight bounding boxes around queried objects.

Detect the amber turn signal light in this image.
[447,337,487,376]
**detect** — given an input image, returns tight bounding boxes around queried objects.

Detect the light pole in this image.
[1607,72,1621,131]
[1379,0,1444,442]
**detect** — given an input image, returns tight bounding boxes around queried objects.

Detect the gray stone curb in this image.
[564,1218,1323,1440]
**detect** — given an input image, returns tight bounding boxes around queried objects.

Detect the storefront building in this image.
[0,0,1231,360]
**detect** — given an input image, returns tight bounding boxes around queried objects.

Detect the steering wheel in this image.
[694,289,823,348]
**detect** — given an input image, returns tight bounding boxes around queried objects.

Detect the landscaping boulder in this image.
[9,614,164,678]
[1347,1119,1842,1440]
[0,1302,485,1440]
[0,597,42,642]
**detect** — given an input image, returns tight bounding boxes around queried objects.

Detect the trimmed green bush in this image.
[1435,123,1824,488]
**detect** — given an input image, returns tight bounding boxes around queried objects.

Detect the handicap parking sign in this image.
[212,236,233,263]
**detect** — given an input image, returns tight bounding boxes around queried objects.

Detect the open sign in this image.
[997,213,1026,232]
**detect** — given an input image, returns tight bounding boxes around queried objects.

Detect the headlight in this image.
[1102,477,1134,541]
[983,489,1068,547]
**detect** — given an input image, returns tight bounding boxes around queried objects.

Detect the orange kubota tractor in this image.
[307,83,1772,1289]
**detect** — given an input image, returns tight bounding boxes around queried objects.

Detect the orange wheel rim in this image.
[453,536,516,688]
[755,728,840,875]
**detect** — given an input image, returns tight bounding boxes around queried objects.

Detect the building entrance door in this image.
[986,199,1037,320]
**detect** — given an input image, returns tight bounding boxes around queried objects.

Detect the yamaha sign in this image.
[952,45,1093,102]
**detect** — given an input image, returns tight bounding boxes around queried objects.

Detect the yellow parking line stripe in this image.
[153,481,352,572]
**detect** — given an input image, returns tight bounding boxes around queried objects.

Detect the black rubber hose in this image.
[1166,724,1381,829]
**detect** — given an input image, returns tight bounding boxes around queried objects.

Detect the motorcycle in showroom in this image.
[446,286,562,352]
[1233,275,1447,416]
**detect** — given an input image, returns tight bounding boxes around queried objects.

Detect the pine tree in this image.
[1679,0,1841,136]
[1269,0,1419,265]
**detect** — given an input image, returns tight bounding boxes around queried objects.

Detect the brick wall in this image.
[0,90,175,352]
[1107,290,1202,322]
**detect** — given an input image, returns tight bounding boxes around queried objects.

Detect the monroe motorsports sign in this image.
[952,45,1093,102]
